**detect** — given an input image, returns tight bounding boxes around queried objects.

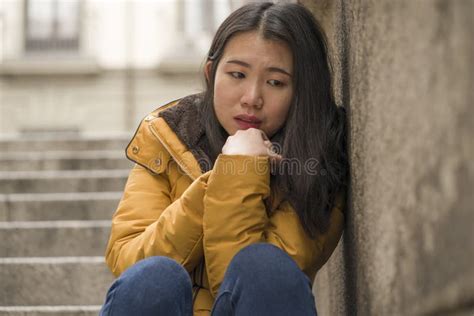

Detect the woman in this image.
[100,2,348,315]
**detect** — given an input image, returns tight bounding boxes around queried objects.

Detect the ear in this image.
[204,60,213,83]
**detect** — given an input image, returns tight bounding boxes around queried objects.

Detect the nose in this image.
[240,81,263,109]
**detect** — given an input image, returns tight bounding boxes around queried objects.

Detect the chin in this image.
[223,126,236,136]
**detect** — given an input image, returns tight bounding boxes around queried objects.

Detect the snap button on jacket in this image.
[104,96,345,315]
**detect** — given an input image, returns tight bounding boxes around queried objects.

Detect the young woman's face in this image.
[207,31,294,138]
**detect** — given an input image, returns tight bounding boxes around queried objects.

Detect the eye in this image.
[268,79,285,87]
[229,72,245,79]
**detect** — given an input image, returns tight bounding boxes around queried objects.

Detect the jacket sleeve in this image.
[202,154,345,297]
[105,164,211,276]
[202,154,271,297]
[265,194,345,283]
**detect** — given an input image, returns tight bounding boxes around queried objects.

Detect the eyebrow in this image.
[226,59,292,77]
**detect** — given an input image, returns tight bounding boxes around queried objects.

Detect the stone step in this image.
[0,170,129,194]
[0,306,101,316]
[0,257,114,306]
[0,221,110,257]
[0,135,129,152]
[0,192,121,221]
[0,151,132,171]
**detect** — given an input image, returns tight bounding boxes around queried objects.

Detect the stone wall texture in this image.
[300,1,474,315]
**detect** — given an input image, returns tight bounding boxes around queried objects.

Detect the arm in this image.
[203,154,270,297]
[265,195,345,282]
[105,164,211,276]
[203,154,345,296]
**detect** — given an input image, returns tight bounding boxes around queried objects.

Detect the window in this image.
[24,0,81,52]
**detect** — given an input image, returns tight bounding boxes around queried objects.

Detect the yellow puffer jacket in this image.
[104,96,345,315]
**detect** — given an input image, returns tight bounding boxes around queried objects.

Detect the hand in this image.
[221,128,282,163]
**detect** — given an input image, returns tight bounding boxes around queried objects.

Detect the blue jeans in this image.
[100,243,318,315]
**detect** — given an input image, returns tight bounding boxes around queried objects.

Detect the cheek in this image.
[213,95,225,125]
[214,74,238,103]
[272,108,289,128]
[266,97,292,133]
[212,80,231,132]
[212,75,224,112]
[213,75,229,109]
[213,74,240,123]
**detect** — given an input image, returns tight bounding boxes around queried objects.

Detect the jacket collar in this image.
[126,93,212,181]
[157,93,213,173]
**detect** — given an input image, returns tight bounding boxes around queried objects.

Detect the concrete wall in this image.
[301,1,474,315]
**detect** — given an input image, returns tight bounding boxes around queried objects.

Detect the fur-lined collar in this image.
[157,93,214,173]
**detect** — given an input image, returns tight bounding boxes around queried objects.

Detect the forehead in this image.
[221,31,293,70]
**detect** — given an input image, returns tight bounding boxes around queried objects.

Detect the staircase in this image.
[0,135,132,315]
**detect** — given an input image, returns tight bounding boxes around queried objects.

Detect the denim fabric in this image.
[100,243,318,316]
[99,256,193,316]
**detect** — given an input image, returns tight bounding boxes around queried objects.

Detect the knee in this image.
[231,243,295,272]
[101,257,192,315]
[228,243,310,288]
[119,256,191,296]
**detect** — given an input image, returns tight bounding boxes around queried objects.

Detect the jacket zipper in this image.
[149,120,205,307]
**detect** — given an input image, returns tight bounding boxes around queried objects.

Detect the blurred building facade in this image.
[0,0,259,135]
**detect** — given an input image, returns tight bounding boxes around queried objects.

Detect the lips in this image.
[234,114,262,129]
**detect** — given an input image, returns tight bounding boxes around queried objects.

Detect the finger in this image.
[266,145,278,157]
[273,153,283,160]
[269,154,283,165]
[259,130,270,141]
[267,147,282,159]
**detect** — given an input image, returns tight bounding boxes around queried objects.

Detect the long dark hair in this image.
[200,2,348,238]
